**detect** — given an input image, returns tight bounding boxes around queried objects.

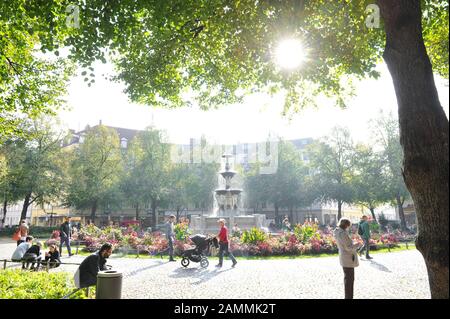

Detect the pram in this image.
[181,234,219,268]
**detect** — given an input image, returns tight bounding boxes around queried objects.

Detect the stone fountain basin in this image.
[215,189,242,195]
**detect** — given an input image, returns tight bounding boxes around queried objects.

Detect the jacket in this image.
[11,242,31,260]
[45,250,61,263]
[78,252,108,288]
[359,220,371,240]
[60,222,72,239]
[334,227,359,268]
[166,222,175,239]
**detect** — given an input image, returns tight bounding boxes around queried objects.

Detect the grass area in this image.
[72,243,415,260]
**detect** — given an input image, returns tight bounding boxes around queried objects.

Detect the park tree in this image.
[0,144,23,226]
[1,0,448,298]
[352,144,391,222]
[65,125,123,222]
[371,111,411,231]
[309,127,356,221]
[0,0,73,140]
[0,118,68,221]
[244,140,315,225]
[127,128,172,227]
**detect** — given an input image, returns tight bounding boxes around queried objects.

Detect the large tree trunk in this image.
[337,201,342,221]
[151,201,157,227]
[369,207,377,223]
[274,203,279,226]
[396,194,408,231]
[378,0,449,299]
[20,193,32,221]
[1,199,7,226]
[90,200,97,223]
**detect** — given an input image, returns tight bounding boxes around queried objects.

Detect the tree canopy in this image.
[1,1,446,112]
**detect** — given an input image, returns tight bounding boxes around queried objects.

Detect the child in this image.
[42,244,61,269]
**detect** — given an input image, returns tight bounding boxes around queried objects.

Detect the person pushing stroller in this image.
[216,218,237,268]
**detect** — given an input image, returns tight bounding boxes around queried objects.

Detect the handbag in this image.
[12,228,21,241]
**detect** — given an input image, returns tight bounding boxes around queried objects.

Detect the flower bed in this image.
[72,221,405,257]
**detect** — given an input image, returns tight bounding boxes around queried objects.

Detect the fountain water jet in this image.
[190,153,268,234]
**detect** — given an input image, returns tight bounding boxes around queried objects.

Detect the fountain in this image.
[190,154,268,234]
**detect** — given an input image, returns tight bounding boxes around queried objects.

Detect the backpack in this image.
[358,223,364,236]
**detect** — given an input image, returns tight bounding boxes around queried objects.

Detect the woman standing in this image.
[334,218,361,299]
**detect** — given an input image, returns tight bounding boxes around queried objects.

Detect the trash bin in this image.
[96,270,122,299]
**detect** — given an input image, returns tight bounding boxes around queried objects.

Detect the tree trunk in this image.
[151,201,157,227]
[90,200,97,223]
[1,199,7,226]
[274,203,279,226]
[369,207,377,222]
[135,203,140,221]
[396,194,408,231]
[378,0,449,299]
[337,201,342,221]
[20,193,32,221]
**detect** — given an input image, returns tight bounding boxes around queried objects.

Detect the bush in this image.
[0,269,92,299]
[241,228,267,245]
[294,222,320,244]
[174,222,191,241]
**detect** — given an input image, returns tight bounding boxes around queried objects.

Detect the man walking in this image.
[166,215,176,262]
[216,219,237,268]
[59,217,73,257]
[358,215,373,259]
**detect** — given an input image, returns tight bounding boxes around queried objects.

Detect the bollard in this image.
[3,260,6,270]
[96,270,122,299]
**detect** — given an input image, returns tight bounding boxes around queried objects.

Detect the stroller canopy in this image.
[190,234,207,247]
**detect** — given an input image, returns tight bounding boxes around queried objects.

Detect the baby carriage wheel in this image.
[181,257,190,268]
[200,257,209,269]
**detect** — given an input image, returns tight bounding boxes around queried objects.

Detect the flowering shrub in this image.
[174,222,191,241]
[241,228,267,244]
[294,222,320,243]
[74,220,403,257]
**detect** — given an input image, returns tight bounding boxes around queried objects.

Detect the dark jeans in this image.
[343,267,355,299]
[218,242,236,266]
[168,237,174,259]
[60,237,72,256]
[359,238,370,257]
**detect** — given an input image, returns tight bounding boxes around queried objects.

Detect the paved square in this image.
[0,239,430,299]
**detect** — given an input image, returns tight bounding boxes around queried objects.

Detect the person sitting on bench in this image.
[23,241,43,271]
[41,244,61,269]
[11,236,33,269]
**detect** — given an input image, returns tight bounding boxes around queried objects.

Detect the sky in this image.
[59,61,449,145]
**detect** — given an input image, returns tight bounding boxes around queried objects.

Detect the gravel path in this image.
[0,239,430,299]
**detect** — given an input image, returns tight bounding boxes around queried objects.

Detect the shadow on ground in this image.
[361,258,392,273]
[169,265,234,285]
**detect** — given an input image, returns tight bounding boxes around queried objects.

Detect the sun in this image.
[275,39,307,70]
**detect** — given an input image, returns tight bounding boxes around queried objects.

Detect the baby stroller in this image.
[181,234,219,268]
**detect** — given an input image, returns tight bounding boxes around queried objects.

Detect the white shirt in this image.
[12,242,31,260]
